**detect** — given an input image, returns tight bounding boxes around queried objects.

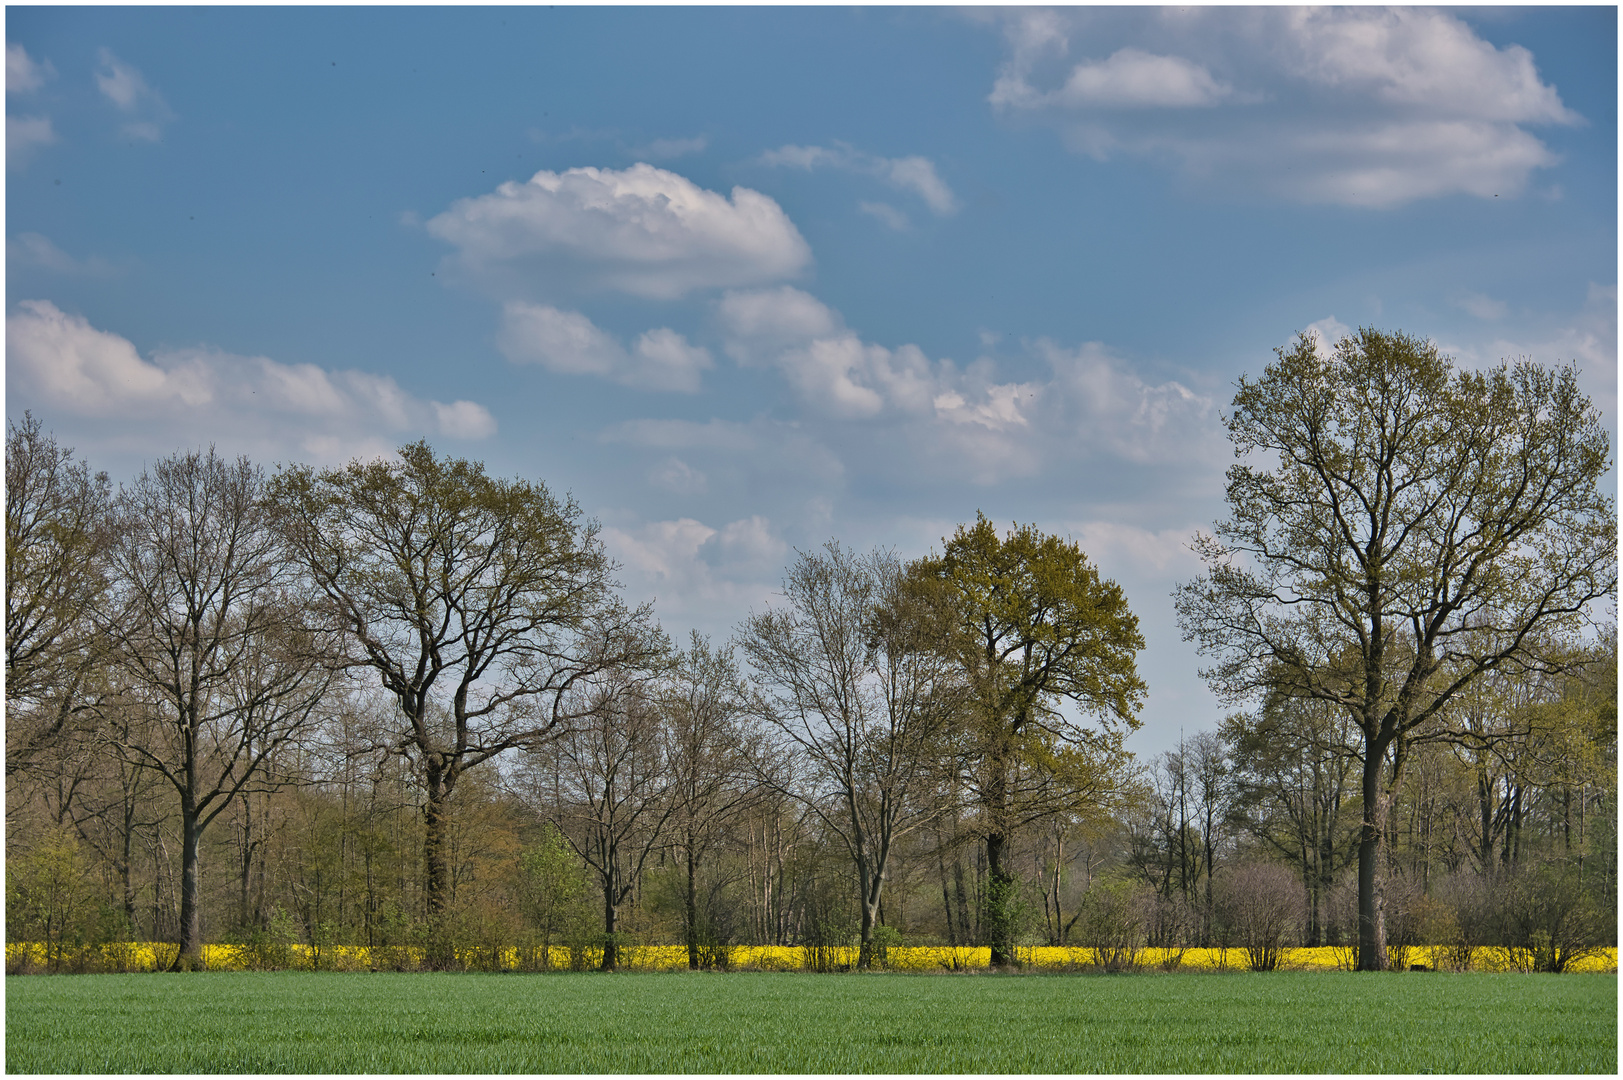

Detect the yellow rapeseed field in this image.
[6,941,1616,973]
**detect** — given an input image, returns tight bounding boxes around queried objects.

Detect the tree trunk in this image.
[685,844,700,970]
[601,887,619,971]
[986,830,1016,967]
[176,803,204,969]
[423,765,450,918]
[120,802,138,933]
[953,858,973,944]
[1355,740,1389,971]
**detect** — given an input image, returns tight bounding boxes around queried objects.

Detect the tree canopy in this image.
[271,441,662,920]
[913,514,1146,965]
[1176,328,1615,968]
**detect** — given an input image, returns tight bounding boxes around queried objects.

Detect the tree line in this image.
[7,329,1616,973]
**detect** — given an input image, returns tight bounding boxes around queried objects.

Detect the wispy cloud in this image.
[760,140,960,216]
[8,233,120,277]
[7,42,54,93]
[95,47,174,142]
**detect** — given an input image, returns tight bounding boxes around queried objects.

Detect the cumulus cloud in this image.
[713,286,1215,481]
[427,162,810,300]
[497,302,713,392]
[998,47,1234,109]
[1302,315,1353,355]
[433,400,499,440]
[760,141,959,215]
[602,513,787,624]
[719,286,952,420]
[988,8,1580,207]
[94,48,173,142]
[1032,340,1217,466]
[6,300,495,464]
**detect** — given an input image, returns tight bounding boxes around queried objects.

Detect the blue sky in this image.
[7,6,1616,758]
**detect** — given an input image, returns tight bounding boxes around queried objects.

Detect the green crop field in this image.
[6,970,1616,1074]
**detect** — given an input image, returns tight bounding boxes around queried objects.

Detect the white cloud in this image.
[1453,291,1507,322]
[7,116,55,167]
[859,201,910,231]
[7,43,53,93]
[631,135,708,160]
[602,514,786,622]
[1057,48,1232,109]
[988,8,1580,207]
[1466,282,1618,426]
[719,286,952,420]
[497,302,712,392]
[1303,316,1353,355]
[94,48,173,142]
[717,286,842,363]
[8,233,117,276]
[1033,340,1217,466]
[760,141,960,215]
[427,163,810,300]
[649,456,707,495]
[433,400,499,440]
[1067,521,1206,576]
[1278,8,1576,125]
[715,285,1215,480]
[6,300,495,464]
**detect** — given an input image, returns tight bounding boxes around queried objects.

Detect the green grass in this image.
[6,970,1616,1073]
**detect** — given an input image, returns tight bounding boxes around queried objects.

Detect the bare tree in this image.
[5,413,113,776]
[100,449,335,966]
[541,675,675,970]
[738,543,963,969]
[1215,861,1305,971]
[1222,695,1360,946]
[272,442,661,918]
[661,632,757,968]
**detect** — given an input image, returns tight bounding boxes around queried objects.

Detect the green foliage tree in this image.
[271,442,661,923]
[5,827,112,971]
[516,824,591,968]
[1176,329,1616,969]
[913,515,1146,966]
